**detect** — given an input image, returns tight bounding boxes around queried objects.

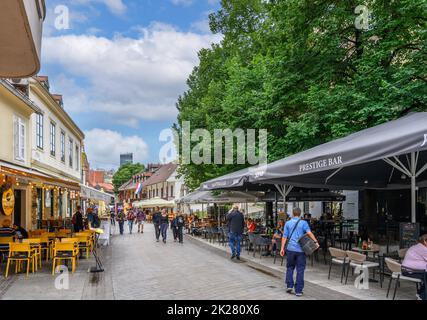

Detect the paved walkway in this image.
[0,225,356,300]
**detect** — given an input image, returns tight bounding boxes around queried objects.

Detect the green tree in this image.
[112,163,145,193]
[175,0,427,190]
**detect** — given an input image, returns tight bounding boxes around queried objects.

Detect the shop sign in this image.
[1,188,15,216]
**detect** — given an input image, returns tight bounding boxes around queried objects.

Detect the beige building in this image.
[0,76,85,230]
[0,79,39,229]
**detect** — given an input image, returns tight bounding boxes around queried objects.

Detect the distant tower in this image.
[120,153,133,166]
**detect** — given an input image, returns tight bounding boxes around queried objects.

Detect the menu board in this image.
[400,223,420,248]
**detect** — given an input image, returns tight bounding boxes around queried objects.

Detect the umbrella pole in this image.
[411,152,416,223]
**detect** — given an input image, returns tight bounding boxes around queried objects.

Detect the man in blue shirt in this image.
[280,208,319,297]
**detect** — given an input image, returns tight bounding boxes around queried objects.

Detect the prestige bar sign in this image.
[299,156,343,173]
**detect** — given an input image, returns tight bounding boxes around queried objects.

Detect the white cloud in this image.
[171,0,194,6]
[72,0,127,15]
[84,129,149,168]
[42,23,222,123]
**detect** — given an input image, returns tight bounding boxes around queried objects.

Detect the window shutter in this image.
[19,120,25,160]
[13,117,19,159]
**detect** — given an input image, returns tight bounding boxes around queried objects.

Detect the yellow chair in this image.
[40,235,54,261]
[0,237,14,263]
[74,234,92,259]
[5,243,35,277]
[51,242,79,275]
[22,239,42,270]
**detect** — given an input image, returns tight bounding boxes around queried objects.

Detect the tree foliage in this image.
[112,163,145,193]
[175,0,427,190]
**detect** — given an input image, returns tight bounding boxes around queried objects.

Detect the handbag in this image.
[298,233,319,256]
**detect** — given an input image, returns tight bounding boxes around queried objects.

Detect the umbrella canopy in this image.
[261,191,346,202]
[177,190,260,204]
[133,198,175,209]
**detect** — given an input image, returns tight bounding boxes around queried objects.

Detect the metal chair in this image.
[385,258,422,300]
[328,247,349,283]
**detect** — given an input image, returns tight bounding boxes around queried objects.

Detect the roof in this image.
[142,163,178,187]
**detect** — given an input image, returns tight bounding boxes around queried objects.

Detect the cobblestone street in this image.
[0,224,357,300]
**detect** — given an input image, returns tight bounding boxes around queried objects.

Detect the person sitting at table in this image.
[263,219,285,256]
[402,234,427,300]
[0,219,16,237]
[13,224,28,239]
[247,218,256,233]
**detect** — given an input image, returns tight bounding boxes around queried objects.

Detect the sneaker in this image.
[231,255,236,260]
[416,294,422,301]
[156,239,160,242]
[236,256,241,261]
[295,292,303,297]
[286,288,293,294]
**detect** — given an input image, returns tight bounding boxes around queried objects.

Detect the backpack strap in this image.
[285,219,301,251]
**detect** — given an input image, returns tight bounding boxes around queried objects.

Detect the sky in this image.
[40,0,222,170]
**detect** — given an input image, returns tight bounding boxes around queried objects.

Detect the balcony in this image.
[0,0,46,77]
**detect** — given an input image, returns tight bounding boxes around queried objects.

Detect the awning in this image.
[201,113,427,222]
[0,0,46,77]
[0,161,81,191]
[80,184,113,203]
[177,190,261,204]
[133,198,175,209]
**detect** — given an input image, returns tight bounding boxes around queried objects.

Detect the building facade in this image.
[120,153,133,166]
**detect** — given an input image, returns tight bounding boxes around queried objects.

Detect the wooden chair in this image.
[345,250,380,285]
[22,239,42,270]
[51,242,79,275]
[5,243,35,277]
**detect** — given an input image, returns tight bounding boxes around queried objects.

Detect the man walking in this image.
[226,205,245,260]
[152,207,162,242]
[72,206,84,232]
[160,209,169,243]
[127,209,136,234]
[117,210,125,235]
[280,208,319,297]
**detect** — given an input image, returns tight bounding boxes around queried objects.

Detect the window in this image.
[161,188,163,198]
[75,144,79,171]
[170,185,174,198]
[50,122,56,156]
[69,139,73,168]
[60,131,65,162]
[14,116,26,161]
[36,113,43,149]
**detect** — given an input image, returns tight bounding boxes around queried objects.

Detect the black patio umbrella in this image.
[201,113,427,222]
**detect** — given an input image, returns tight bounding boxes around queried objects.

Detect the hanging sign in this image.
[1,188,15,216]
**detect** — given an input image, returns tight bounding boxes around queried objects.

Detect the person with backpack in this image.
[127,209,136,234]
[280,208,319,297]
[72,206,84,232]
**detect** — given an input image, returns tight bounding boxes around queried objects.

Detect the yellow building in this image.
[0,79,39,229]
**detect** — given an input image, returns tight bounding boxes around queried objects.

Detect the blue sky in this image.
[40,0,222,169]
